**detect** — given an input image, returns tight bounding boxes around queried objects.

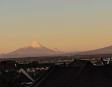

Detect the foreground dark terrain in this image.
[36,61,112,87]
[0,57,112,87]
[0,60,53,87]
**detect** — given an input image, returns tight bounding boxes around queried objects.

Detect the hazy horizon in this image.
[0,41,112,54]
[0,0,112,53]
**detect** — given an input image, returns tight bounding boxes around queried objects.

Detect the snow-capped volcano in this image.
[30,41,43,48]
[0,42,61,58]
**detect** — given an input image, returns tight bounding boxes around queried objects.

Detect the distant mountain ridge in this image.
[1,42,112,58]
[78,45,112,55]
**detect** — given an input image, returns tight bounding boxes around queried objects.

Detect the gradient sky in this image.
[0,0,112,53]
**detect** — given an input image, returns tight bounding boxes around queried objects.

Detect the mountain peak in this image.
[0,41,62,58]
[30,41,42,48]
